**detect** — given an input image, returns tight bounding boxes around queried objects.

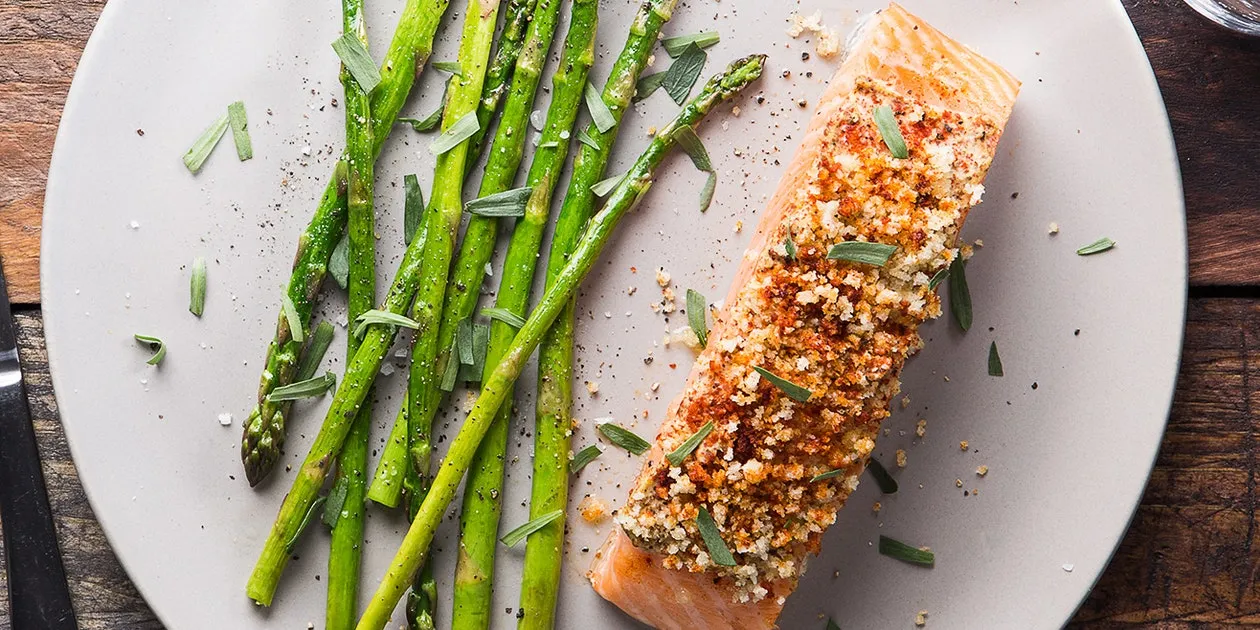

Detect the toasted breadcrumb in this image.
[1048,222,1060,235]
[916,610,928,626]
[959,440,969,451]
[872,501,881,513]
[586,381,600,396]
[580,495,610,523]
[895,449,907,468]
[976,465,989,476]
[915,418,927,437]
[656,267,672,287]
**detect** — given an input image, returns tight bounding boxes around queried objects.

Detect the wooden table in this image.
[1,0,1257,627]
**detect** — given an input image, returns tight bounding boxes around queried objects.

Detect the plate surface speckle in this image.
[42,1,1184,628]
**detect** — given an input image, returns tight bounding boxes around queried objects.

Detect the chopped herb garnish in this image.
[696,507,736,566]
[404,174,424,245]
[664,43,707,105]
[285,495,327,553]
[431,60,463,75]
[827,241,897,267]
[597,422,651,455]
[674,127,707,164]
[481,307,526,329]
[465,186,533,217]
[929,267,949,290]
[571,445,602,474]
[866,457,898,494]
[330,32,382,93]
[686,288,709,347]
[810,468,846,483]
[458,323,490,382]
[662,31,720,57]
[429,111,480,155]
[456,318,475,366]
[1076,237,1115,256]
[295,321,336,381]
[398,84,448,133]
[949,258,972,332]
[189,256,207,317]
[674,126,717,212]
[329,234,350,289]
[322,475,349,528]
[133,334,166,365]
[784,234,798,261]
[577,128,601,150]
[500,509,564,547]
[666,421,714,467]
[753,366,812,402]
[591,173,625,197]
[878,535,935,567]
[634,71,668,101]
[584,82,616,133]
[267,371,336,402]
[873,105,909,159]
[988,341,1004,377]
[539,140,560,149]
[227,101,252,161]
[281,295,304,343]
[438,346,460,392]
[182,113,229,173]
[353,310,421,338]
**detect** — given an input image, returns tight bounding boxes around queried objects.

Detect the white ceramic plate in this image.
[41,1,1185,628]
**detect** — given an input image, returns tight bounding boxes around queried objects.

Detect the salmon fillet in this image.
[589,4,1020,629]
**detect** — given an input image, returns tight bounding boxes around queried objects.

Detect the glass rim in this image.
[1183,0,1260,36]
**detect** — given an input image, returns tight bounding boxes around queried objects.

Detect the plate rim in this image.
[37,0,1189,627]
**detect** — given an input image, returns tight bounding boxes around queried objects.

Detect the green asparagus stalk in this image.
[451,1,598,626]
[246,0,503,609]
[365,404,408,508]
[401,0,552,517]
[240,0,453,487]
[246,214,429,606]
[467,0,538,164]
[355,54,767,630]
[367,0,562,510]
[400,2,504,626]
[520,1,678,625]
[326,0,375,627]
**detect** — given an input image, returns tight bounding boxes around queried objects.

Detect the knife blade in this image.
[0,262,78,630]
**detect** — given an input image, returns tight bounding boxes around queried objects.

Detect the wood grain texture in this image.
[2,0,1260,628]
[0,0,106,305]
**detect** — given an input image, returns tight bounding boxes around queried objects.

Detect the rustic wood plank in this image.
[1127,0,1260,286]
[0,0,105,305]
[1071,298,1260,626]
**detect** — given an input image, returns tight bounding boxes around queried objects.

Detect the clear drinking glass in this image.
[1184,0,1260,35]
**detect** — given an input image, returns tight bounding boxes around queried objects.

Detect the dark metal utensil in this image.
[0,261,77,630]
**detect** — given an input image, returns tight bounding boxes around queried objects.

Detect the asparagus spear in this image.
[246,0,502,608]
[402,0,556,517]
[367,0,563,510]
[326,0,375,627]
[240,0,453,487]
[520,1,679,625]
[402,3,505,626]
[356,55,767,630]
[467,0,538,165]
[451,1,599,626]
